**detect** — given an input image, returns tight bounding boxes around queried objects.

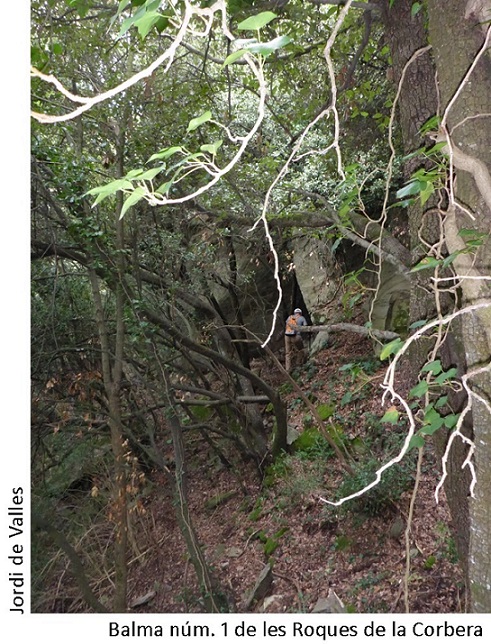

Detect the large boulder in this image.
[291,233,343,322]
[369,262,410,334]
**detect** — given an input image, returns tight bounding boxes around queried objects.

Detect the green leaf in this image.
[117,0,132,12]
[126,168,145,179]
[317,403,334,421]
[52,42,63,55]
[381,408,400,424]
[118,14,137,37]
[423,406,443,430]
[410,256,442,272]
[136,11,162,39]
[237,11,277,31]
[396,180,421,200]
[155,180,173,195]
[380,338,403,361]
[420,114,441,135]
[459,228,483,239]
[331,237,342,253]
[421,360,443,376]
[245,35,292,57]
[441,251,460,268]
[200,140,223,155]
[411,2,422,17]
[409,434,425,450]
[119,186,145,219]
[187,110,212,133]
[148,146,183,162]
[434,367,458,384]
[425,142,447,155]
[85,179,133,206]
[419,181,434,205]
[409,380,429,398]
[444,414,459,429]
[420,421,443,435]
[424,555,437,569]
[223,49,248,66]
[435,395,448,409]
[155,15,170,32]
[340,391,353,406]
[135,167,163,181]
[109,0,131,29]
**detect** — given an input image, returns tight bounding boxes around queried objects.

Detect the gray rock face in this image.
[369,262,410,334]
[291,234,343,322]
[243,563,274,610]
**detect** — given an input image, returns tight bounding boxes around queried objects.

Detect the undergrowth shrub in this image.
[335,455,415,516]
[263,450,325,507]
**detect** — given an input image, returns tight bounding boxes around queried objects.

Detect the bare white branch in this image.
[321,301,491,508]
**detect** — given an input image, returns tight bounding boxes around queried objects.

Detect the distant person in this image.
[284,308,307,372]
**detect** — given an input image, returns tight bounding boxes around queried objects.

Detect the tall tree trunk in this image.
[426,0,491,612]
[156,357,230,612]
[378,0,480,595]
[377,0,441,356]
[88,267,128,612]
[86,114,130,613]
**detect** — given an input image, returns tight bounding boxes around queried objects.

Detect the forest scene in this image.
[30,0,491,614]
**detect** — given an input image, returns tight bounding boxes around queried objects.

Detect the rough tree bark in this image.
[426,0,491,612]
[377,0,486,600]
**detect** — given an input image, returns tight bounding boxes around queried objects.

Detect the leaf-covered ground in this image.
[42,332,466,614]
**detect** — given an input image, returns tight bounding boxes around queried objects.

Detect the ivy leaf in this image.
[119,186,145,219]
[340,391,353,406]
[423,406,443,431]
[409,433,425,450]
[187,110,212,133]
[237,11,277,31]
[444,414,459,428]
[421,360,443,376]
[420,422,442,436]
[379,338,403,361]
[434,367,458,384]
[435,395,448,409]
[409,380,429,398]
[381,407,400,424]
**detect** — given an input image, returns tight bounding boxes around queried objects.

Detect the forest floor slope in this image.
[124,332,465,614]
